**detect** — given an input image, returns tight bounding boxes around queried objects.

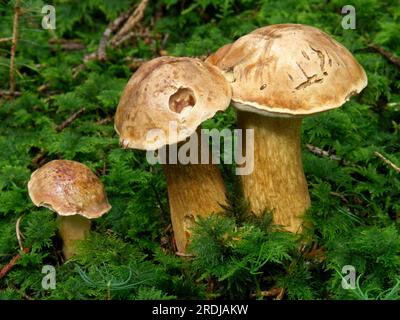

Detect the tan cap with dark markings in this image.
[206,24,367,117]
[28,160,111,219]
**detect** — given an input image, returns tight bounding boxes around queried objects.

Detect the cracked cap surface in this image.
[28,160,111,219]
[114,56,232,150]
[206,24,368,117]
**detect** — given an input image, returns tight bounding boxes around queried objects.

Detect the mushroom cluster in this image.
[27,23,367,260]
[111,23,367,252]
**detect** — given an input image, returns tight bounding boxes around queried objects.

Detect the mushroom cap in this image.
[206,24,368,117]
[114,56,232,150]
[28,160,111,219]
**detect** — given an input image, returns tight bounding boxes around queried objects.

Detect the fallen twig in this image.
[0,248,29,280]
[21,292,33,300]
[98,9,133,61]
[0,90,21,98]
[110,0,149,46]
[0,215,29,280]
[276,288,285,300]
[72,7,135,75]
[72,0,200,79]
[77,0,148,67]
[56,107,86,132]
[306,144,342,161]
[0,37,12,43]
[96,116,113,125]
[251,288,285,299]
[70,52,98,78]
[303,245,325,263]
[163,224,172,234]
[374,151,400,173]
[82,52,98,64]
[49,39,85,51]
[9,0,21,94]
[175,251,194,258]
[330,191,349,204]
[251,288,280,298]
[112,29,151,47]
[369,43,400,68]
[31,151,47,168]
[37,83,50,93]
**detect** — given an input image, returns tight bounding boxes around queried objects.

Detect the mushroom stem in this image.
[237,110,310,233]
[58,215,91,259]
[162,156,227,253]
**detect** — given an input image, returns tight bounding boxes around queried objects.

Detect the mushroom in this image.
[28,160,111,259]
[206,24,367,233]
[114,56,232,253]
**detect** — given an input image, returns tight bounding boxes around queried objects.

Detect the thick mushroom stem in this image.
[162,161,227,253]
[58,215,91,259]
[237,110,310,233]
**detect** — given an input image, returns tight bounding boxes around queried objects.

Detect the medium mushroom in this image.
[114,56,232,253]
[206,24,367,233]
[28,159,111,259]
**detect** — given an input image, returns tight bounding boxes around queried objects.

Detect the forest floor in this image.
[0,0,400,300]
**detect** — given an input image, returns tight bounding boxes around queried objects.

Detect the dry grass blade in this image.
[16,216,25,251]
[9,0,21,94]
[374,151,400,173]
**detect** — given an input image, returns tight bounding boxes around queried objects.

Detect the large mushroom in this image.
[207,24,367,233]
[114,56,232,253]
[28,160,111,259]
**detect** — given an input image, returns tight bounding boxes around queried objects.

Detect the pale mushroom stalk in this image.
[28,160,111,259]
[162,163,227,251]
[114,57,232,253]
[207,24,367,233]
[162,128,227,252]
[237,111,310,233]
[58,215,91,259]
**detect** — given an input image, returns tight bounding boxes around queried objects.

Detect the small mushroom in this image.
[114,56,232,253]
[28,160,111,259]
[207,24,367,232]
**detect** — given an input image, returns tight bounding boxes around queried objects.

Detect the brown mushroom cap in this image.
[28,160,111,219]
[114,56,232,150]
[206,24,368,117]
